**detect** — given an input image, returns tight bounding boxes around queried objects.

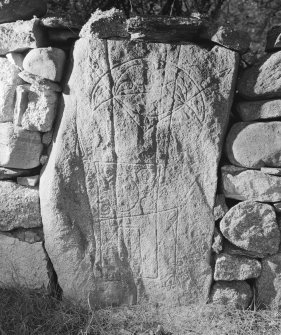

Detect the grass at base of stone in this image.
[0,287,281,335]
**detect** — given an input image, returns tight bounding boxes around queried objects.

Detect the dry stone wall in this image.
[2,3,281,311]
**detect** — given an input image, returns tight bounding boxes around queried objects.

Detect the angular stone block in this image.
[0,0,47,24]
[261,167,281,176]
[220,200,280,257]
[80,8,129,39]
[40,37,239,307]
[212,227,223,254]
[237,100,281,121]
[0,233,48,289]
[214,253,261,281]
[221,165,281,202]
[237,51,281,99]
[127,14,205,42]
[23,47,66,82]
[0,123,43,169]
[0,58,23,122]
[14,85,59,132]
[6,52,24,70]
[256,254,281,308]
[209,281,252,309]
[201,25,250,54]
[18,71,62,92]
[226,122,281,168]
[0,19,47,55]
[0,181,41,231]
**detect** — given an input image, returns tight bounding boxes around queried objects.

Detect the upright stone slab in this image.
[40,37,238,306]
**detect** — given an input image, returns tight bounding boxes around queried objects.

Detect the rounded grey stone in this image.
[220,200,280,257]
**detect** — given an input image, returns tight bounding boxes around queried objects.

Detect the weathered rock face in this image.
[0,181,41,231]
[237,100,281,121]
[237,51,281,99]
[0,19,47,55]
[221,165,281,202]
[40,37,238,307]
[0,123,43,169]
[226,122,281,168]
[209,281,253,309]
[0,58,23,122]
[220,201,280,257]
[0,0,47,24]
[256,254,281,308]
[0,233,48,289]
[214,253,261,281]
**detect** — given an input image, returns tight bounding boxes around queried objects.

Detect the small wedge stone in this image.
[23,47,66,82]
[0,166,40,180]
[17,175,39,187]
[212,227,224,254]
[260,167,281,176]
[237,100,281,121]
[214,194,228,221]
[18,70,62,92]
[266,26,281,51]
[6,52,24,70]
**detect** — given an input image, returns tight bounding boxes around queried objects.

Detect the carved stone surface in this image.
[23,47,66,82]
[237,99,281,121]
[237,51,281,99]
[0,0,47,24]
[0,233,48,289]
[209,281,252,309]
[40,37,238,307]
[226,122,281,168]
[0,19,47,55]
[214,253,261,281]
[221,165,281,202]
[0,181,41,231]
[256,254,281,308]
[0,123,43,169]
[0,58,23,122]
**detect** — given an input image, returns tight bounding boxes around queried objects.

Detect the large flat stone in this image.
[0,123,43,169]
[237,100,281,121]
[0,0,47,24]
[226,122,281,168]
[209,281,253,309]
[0,181,41,231]
[0,19,47,55]
[237,51,281,99]
[220,200,280,257]
[256,254,281,308]
[0,233,48,289]
[0,58,23,122]
[221,165,281,202]
[40,38,238,307]
[214,253,261,280]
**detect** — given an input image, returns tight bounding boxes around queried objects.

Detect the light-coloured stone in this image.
[226,122,281,168]
[0,123,42,169]
[214,194,228,221]
[221,165,281,202]
[40,155,48,166]
[237,51,281,99]
[18,71,62,92]
[214,253,261,281]
[23,47,66,82]
[260,167,281,176]
[212,227,223,254]
[209,281,253,309]
[0,181,41,231]
[40,38,238,307]
[256,254,281,308]
[15,85,59,132]
[266,26,281,51]
[201,25,250,54]
[0,0,47,24]
[220,200,280,257]
[0,19,47,55]
[273,202,281,213]
[6,52,24,70]
[237,100,281,121]
[0,166,40,180]
[17,175,39,187]
[0,233,48,289]
[0,58,23,122]
[80,8,129,39]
